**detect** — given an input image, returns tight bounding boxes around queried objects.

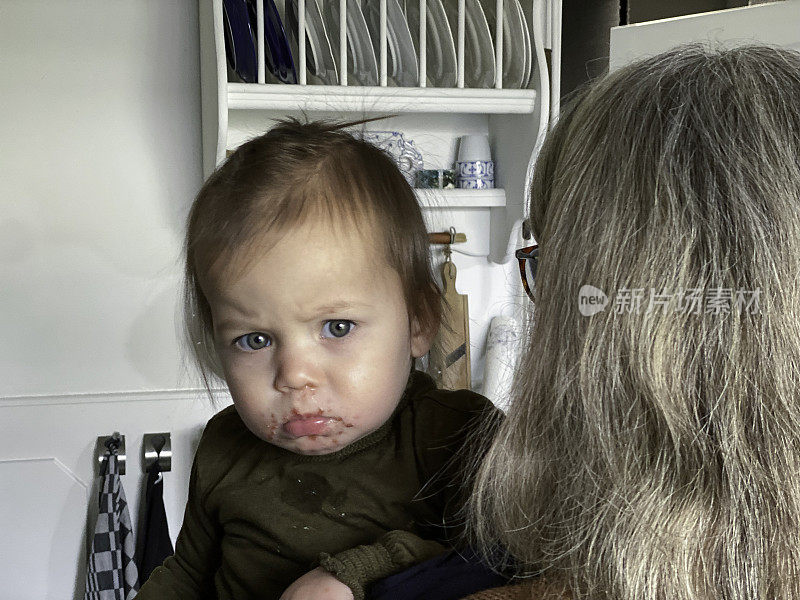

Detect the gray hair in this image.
[469,44,800,600]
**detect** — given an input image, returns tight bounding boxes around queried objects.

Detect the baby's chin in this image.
[264,429,369,455]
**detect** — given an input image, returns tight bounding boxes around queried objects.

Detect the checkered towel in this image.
[84,449,139,600]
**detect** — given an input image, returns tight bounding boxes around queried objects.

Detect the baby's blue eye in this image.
[234,332,271,351]
[322,320,354,339]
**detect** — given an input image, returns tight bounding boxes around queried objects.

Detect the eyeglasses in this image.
[515,245,539,301]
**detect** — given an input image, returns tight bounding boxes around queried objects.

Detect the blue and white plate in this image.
[363,131,423,185]
[223,0,258,83]
[246,0,297,83]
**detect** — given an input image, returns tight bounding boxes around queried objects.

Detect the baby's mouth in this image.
[282,414,338,438]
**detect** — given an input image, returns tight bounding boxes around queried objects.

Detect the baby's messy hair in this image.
[183,118,441,391]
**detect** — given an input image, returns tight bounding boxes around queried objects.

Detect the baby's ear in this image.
[410,313,437,359]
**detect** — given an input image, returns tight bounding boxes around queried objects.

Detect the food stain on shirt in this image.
[281,470,350,520]
[281,471,330,512]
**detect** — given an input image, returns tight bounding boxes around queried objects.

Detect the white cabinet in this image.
[610,1,800,70]
[198,0,562,390]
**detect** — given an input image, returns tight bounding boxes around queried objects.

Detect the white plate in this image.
[517,0,532,88]
[363,0,419,87]
[403,0,457,87]
[481,0,525,88]
[443,0,495,88]
[287,0,338,84]
[323,0,379,85]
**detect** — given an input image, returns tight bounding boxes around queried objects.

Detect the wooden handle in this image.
[428,231,467,245]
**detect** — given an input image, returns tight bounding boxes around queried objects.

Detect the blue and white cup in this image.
[456,175,495,189]
[456,160,494,178]
[456,160,495,189]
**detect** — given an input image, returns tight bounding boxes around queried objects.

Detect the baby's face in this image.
[203,221,431,455]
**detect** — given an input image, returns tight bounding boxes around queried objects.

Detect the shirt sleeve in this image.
[318,530,448,600]
[135,442,221,599]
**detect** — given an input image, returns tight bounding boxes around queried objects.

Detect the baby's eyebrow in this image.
[313,301,360,312]
[302,301,373,319]
[214,318,253,333]
[210,302,262,333]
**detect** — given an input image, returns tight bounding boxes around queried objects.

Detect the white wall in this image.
[1,1,202,397]
[0,2,221,598]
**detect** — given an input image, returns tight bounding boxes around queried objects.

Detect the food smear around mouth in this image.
[282,416,335,437]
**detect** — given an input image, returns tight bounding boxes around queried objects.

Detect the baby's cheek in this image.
[259,412,281,441]
[330,420,357,441]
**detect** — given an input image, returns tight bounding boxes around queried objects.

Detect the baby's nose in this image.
[273,346,321,392]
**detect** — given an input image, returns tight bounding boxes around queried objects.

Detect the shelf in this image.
[227,84,537,114]
[415,188,506,208]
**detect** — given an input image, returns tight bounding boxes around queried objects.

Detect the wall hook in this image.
[96,432,126,476]
[143,432,172,472]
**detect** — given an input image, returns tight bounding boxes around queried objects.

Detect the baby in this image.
[136,119,498,600]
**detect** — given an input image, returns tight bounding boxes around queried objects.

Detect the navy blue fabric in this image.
[367,549,509,600]
[134,462,174,585]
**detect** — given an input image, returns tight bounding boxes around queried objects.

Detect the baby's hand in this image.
[279,567,355,600]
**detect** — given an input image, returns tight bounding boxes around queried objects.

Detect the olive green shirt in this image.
[137,371,497,600]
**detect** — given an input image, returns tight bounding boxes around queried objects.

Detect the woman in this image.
[466,44,800,600]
